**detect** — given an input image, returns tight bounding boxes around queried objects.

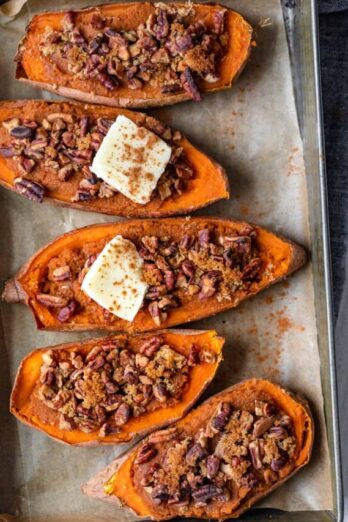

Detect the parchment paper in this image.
[0,0,333,519]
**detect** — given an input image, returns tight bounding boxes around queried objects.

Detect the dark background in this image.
[319,2,348,317]
[318,1,348,520]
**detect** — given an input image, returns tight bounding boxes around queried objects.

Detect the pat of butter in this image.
[81,235,148,322]
[91,115,172,204]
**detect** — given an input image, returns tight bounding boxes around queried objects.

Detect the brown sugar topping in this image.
[37,338,215,435]
[133,399,297,509]
[39,4,228,101]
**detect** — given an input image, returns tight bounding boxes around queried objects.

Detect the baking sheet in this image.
[0,0,333,519]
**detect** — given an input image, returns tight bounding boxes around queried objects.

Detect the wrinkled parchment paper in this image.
[0,0,333,519]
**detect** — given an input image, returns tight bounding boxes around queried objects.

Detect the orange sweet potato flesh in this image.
[83,379,313,520]
[16,3,253,108]
[0,100,229,216]
[1,217,307,332]
[10,329,224,445]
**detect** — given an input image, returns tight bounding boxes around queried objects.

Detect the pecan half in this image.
[37,293,68,308]
[14,178,45,203]
[180,67,202,102]
[192,484,223,503]
[10,126,33,139]
[148,426,178,443]
[135,442,157,464]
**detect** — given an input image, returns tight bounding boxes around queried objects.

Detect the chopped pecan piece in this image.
[58,165,74,182]
[47,113,73,124]
[52,266,71,281]
[192,484,223,504]
[268,426,287,439]
[2,118,20,131]
[114,403,131,426]
[185,443,207,466]
[37,293,68,307]
[180,67,202,102]
[148,302,164,325]
[151,485,169,503]
[19,157,36,174]
[211,402,232,431]
[253,416,275,438]
[206,454,221,479]
[140,337,162,356]
[249,440,263,469]
[57,299,79,322]
[0,146,18,158]
[10,125,33,139]
[242,258,263,280]
[270,453,288,471]
[153,382,168,402]
[213,9,227,35]
[199,271,221,300]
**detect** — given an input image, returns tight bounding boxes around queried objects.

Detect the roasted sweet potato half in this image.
[2,217,306,332]
[0,100,229,216]
[10,329,223,445]
[83,379,313,520]
[16,2,252,107]
[15,3,253,108]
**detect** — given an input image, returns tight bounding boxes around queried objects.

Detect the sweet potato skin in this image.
[1,217,307,332]
[82,379,314,520]
[10,329,224,446]
[0,100,229,216]
[15,3,253,108]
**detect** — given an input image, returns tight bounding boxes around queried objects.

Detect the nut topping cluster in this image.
[140,225,262,324]
[37,225,262,325]
[0,113,193,204]
[38,337,211,435]
[134,400,296,508]
[40,4,228,100]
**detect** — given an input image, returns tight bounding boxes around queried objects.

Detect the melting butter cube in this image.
[81,235,148,322]
[91,115,172,204]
